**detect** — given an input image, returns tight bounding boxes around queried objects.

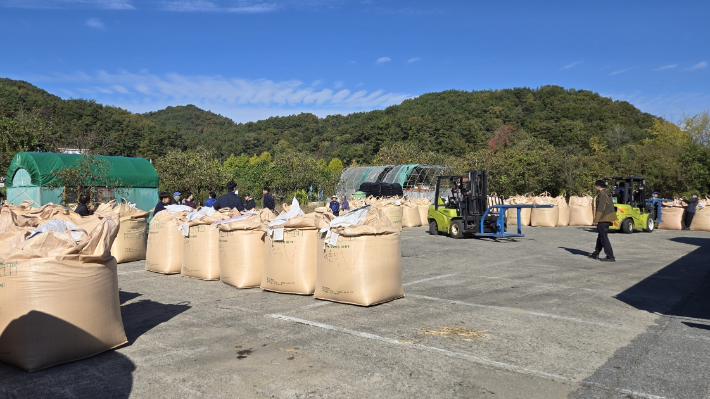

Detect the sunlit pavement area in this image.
[2,226,710,399]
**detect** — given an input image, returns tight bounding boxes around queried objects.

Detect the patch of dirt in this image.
[418,326,490,341]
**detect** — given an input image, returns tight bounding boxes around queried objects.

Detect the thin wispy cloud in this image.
[653,64,677,71]
[685,61,707,71]
[86,17,104,29]
[21,70,411,122]
[162,0,278,12]
[561,61,581,70]
[1,0,135,9]
[376,57,391,64]
[407,57,421,63]
[610,67,633,75]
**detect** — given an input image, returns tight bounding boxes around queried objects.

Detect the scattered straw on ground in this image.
[418,326,490,341]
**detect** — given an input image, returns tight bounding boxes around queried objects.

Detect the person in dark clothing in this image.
[262,187,275,211]
[213,181,244,211]
[183,193,196,208]
[329,195,340,216]
[204,192,217,208]
[589,180,617,262]
[74,194,95,216]
[682,193,699,230]
[153,192,171,216]
[244,193,256,211]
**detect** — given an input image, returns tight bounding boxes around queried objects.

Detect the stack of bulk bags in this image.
[411,198,432,226]
[0,213,127,372]
[181,208,233,280]
[261,199,328,295]
[315,205,403,306]
[556,195,570,227]
[568,195,595,226]
[377,198,403,231]
[690,197,709,231]
[109,200,149,263]
[506,194,534,227]
[531,192,559,227]
[658,199,685,230]
[145,208,190,274]
[216,209,275,289]
[401,201,421,228]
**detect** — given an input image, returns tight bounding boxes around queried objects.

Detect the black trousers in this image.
[595,222,614,258]
[684,212,695,228]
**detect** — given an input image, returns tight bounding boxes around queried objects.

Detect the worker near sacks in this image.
[204,192,217,208]
[340,195,350,212]
[74,194,95,216]
[244,193,256,211]
[590,180,616,262]
[172,191,181,205]
[682,193,699,230]
[153,192,171,216]
[182,193,196,208]
[262,187,275,212]
[213,181,244,211]
[329,195,340,216]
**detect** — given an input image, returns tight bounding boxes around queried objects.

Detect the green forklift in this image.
[427,170,551,239]
[603,176,659,233]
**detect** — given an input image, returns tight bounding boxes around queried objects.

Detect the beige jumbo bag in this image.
[145,210,188,274]
[531,193,559,227]
[569,195,594,226]
[658,200,685,230]
[216,209,275,289]
[507,194,534,227]
[110,200,149,263]
[556,195,570,227]
[0,213,127,372]
[401,201,421,228]
[315,206,403,306]
[181,209,232,280]
[690,197,709,231]
[412,198,431,226]
[378,199,403,231]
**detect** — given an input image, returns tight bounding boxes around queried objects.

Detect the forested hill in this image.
[1,77,659,165]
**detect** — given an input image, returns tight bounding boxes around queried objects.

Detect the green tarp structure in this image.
[6,152,159,188]
[5,152,159,212]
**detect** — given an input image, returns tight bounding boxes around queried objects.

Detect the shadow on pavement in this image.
[558,247,593,257]
[119,290,142,304]
[615,237,710,320]
[121,299,191,346]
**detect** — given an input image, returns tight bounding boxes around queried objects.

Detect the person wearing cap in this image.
[682,193,699,230]
[213,181,244,211]
[243,193,256,211]
[589,179,616,262]
[262,187,275,212]
[172,191,181,205]
[329,195,340,216]
[651,191,660,199]
[153,192,171,216]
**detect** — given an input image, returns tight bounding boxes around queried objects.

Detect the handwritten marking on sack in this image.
[0,262,18,277]
[320,286,353,295]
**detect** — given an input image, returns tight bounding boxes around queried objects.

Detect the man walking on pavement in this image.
[682,193,699,230]
[589,180,616,262]
[213,181,244,211]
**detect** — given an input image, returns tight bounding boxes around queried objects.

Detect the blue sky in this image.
[0,0,708,123]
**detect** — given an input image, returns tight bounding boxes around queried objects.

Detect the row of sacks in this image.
[145,199,404,307]
[348,197,432,229]
[657,197,709,231]
[0,203,127,372]
[504,193,590,227]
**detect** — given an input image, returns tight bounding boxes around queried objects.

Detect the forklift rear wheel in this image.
[450,220,465,239]
[428,221,439,235]
[621,218,634,234]
[643,216,654,233]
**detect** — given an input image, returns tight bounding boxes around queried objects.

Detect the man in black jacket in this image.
[153,192,171,216]
[74,194,95,216]
[213,181,244,211]
[243,193,256,211]
[262,187,275,211]
[682,193,699,230]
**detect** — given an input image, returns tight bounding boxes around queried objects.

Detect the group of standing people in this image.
[328,195,350,216]
[153,182,276,216]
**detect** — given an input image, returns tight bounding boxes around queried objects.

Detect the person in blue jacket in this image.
[204,192,217,208]
[329,195,340,216]
[213,181,244,211]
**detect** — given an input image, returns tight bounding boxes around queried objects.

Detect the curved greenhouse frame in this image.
[336,164,451,202]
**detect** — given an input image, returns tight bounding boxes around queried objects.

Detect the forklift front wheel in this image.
[643,216,654,233]
[621,218,634,234]
[450,220,465,239]
[428,221,439,235]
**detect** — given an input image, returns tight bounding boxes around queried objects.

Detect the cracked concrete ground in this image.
[1,226,709,399]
